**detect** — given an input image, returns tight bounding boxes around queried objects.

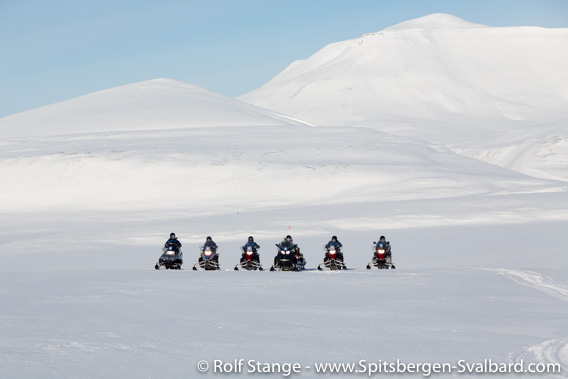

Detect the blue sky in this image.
[1,0,567,118]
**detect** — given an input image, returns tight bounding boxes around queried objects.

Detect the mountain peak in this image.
[386,13,485,31]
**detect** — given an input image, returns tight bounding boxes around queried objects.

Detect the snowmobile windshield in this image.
[165,243,180,253]
[376,243,390,253]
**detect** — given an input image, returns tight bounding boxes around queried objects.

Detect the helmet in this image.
[248,236,254,242]
[379,236,386,241]
[170,233,176,239]
[331,236,337,242]
[286,235,292,242]
[206,236,212,242]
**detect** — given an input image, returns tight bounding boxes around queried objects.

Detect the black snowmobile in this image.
[193,245,220,271]
[155,242,183,270]
[317,245,346,271]
[366,241,396,269]
[270,243,304,271]
[234,245,263,271]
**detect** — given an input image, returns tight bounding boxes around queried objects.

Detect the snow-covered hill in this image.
[239,14,568,181]
[452,120,568,182]
[0,78,311,138]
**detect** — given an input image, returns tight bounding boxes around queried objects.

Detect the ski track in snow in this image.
[490,269,568,375]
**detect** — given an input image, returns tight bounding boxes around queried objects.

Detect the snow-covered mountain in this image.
[240,13,568,131]
[239,13,568,180]
[0,78,311,138]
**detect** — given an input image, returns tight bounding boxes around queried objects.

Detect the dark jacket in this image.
[203,240,217,252]
[325,241,342,250]
[165,238,182,248]
[242,241,260,253]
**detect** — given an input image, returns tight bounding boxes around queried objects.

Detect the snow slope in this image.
[239,14,568,181]
[2,125,564,213]
[0,78,311,138]
[452,120,568,182]
[240,13,568,131]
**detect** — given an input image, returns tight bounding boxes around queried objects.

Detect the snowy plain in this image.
[1,14,568,379]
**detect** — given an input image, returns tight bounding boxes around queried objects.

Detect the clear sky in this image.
[1,0,567,118]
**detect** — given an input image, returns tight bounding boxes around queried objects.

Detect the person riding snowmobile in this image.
[193,236,220,270]
[374,236,391,259]
[241,236,260,262]
[274,235,299,265]
[283,235,306,267]
[203,236,217,253]
[156,233,183,269]
[317,235,346,270]
[165,233,182,248]
[277,235,297,252]
[367,235,395,269]
[325,235,342,250]
[324,235,344,262]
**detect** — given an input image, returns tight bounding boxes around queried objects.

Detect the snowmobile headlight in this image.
[204,250,212,256]
[378,249,385,254]
[246,251,253,256]
[166,251,175,256]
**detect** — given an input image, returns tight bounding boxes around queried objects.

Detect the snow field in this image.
[1,12,567,379]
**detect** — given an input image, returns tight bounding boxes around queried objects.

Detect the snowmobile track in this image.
[491,269,568,373]
[490,269,568,303]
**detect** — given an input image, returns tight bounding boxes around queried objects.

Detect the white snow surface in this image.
[239,13,568,181]
[1,13,568,379]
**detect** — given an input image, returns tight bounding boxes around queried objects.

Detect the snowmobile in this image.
[270,243,304,271]
[234,245,263,271]
[366,241,396,269]
[155,243,183,270]
[192,245,220,271]
[317,245,346,271]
